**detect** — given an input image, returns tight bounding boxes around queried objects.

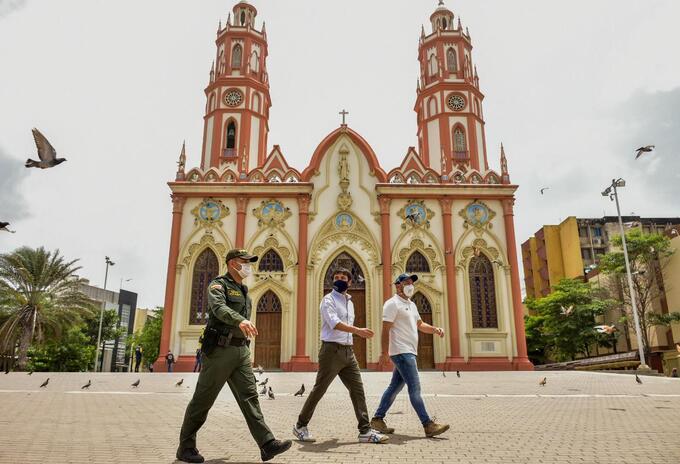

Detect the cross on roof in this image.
[339,109,349,126]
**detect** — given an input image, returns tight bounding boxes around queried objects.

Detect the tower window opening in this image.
[224,121,237,157]
[428,55,438,77]
[446,47,457,72]
[442,18,447,29]
[232,44,242,68]
[453,127,467,160]
[240,10,246,26]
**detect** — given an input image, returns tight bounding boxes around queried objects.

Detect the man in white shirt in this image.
[293,267,389,444]
[370,273,450,438]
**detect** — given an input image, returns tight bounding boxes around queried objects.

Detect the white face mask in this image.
[236,262,252,279]
[403,284,415,297]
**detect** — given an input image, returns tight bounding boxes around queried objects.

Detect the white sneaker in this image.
[358,429,389,443]
[292,425,317,442]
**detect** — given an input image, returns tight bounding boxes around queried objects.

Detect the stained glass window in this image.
[454,128,466,151]
[190,249,220,325]
[258,249,284,272]
[469,255,498,328]
[406,251,430,273]
[412,292,432,314]
[447,47,457,72]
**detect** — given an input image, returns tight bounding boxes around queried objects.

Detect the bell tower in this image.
[415,1,488,175]
[201,1,271,175]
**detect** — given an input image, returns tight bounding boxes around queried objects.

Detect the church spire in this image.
[176,141,186,181]
[500,143,510,184]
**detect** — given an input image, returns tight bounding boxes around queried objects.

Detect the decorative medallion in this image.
[398,200,434,229]
[446,93,466,111]
[223,88,244,107]
[191,198,230,228]
[252,200,291,228]
[334,212,354,230]
[459,200,496,229]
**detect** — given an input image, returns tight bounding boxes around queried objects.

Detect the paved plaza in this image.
[1,370,679,464]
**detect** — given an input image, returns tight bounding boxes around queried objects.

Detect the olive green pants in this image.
[179,344,274,450]
[297,341,370,433]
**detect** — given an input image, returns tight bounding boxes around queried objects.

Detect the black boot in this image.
[176,447,205,463]
[260,439,292,462]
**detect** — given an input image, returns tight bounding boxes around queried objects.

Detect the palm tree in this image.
[0,247,95,370]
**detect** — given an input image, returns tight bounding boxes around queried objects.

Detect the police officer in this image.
[176,249,292,463]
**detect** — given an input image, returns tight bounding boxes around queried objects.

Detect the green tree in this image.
[0,247,96,370]
[28,325,95,372]
[137,308,163,369]
[524,313,547,365]
[599,229,677,356]
[525,278,614,362]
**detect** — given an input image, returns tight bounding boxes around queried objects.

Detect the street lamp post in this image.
[602,178,650,370]
[94,256,115,372]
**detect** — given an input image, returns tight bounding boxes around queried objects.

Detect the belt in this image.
[228,337,250,347]
[322,341,353,349]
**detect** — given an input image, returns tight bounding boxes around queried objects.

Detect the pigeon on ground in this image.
[258,377,268,387]
[456,370,460,378]
[131,379,140,388]
[27,371,33,375]
[25,128,67,169]
[442,370,446,378]
[4,367,8,374]
[40,378,49,388]
[539,377,547,386]
[635,374,643,385]
[267,386,275,400]
[0,222,16,233]
[294,384,305,397]
[634,145,655,159]
[176,379,184,387]
[259,384,267,395]
[539,187,550,195]
[81,380,91,390]
[254,365,264,376]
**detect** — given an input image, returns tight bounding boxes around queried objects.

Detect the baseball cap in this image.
[225,248,258,262]
[394,273,418,284]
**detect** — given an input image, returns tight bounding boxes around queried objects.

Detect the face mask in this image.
[236,263,252,279]
[403,284,415,297]
[333,279,349,293]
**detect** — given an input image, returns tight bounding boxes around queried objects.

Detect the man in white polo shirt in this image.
[370,273,450,438]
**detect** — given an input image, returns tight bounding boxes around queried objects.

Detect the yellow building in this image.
[521,217,584,299]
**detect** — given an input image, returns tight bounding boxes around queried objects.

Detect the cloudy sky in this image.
[1,0,679,308]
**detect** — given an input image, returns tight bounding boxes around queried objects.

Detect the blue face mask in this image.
[333,279,349,293]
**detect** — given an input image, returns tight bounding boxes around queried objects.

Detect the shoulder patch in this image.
[210,284,222,290]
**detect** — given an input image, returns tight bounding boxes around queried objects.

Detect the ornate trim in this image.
[397,238,443,273]
[190,198,229,228]
[309,213,380,266]
[457,237,503,270]
[252,199,292,228]
[181,233,227,267]
[458,200,496,232]
[397,200,434,230]
[252,236,295,269]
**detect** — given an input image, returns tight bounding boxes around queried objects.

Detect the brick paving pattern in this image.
[1,371,679,464]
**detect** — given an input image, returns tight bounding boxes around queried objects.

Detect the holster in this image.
[200,324,234,355]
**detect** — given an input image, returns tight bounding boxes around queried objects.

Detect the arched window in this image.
[258,249,284,272]
[446,47,457,72]
[453,127,466,153]
[231,44,242,68]
[240,10,246,26]
[208,93,216,112]
[427,97,438,118]
[257,290,282,313]
[406,251,431,273]
[252,93,261,113]
[190,249,220,325]
[250,51,259,73]
[428,54,438,77]
[441,18,447,29]
[412,292,432,314]
[224,120,237,157]
[469,255,498,328]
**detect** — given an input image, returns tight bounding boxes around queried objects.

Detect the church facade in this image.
[156,1,532,372]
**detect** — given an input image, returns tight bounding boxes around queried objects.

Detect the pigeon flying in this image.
[40,378,50,388]
[539,377,547,386]
[131,379,140,388]
[560,305,574,316]
[0,222,16,233]
[81,380,91,390]
[176,379,184,387]
[635,374,643,385]
[539,187,550,195]
[634,145,655,159]
[267,386,275,400]
[25,128,67,169]
[258,377,268,387]
[595,324,617,335]
[294,384,305,397]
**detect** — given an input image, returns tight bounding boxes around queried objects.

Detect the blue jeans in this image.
[374,353,431,425]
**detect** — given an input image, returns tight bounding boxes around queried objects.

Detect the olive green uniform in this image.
[179,272,274,450]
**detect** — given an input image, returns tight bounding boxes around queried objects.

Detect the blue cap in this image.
[394,273,418,284]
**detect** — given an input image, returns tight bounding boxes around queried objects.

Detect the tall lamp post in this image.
[601,178,650,370]
[94,256,115,372]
